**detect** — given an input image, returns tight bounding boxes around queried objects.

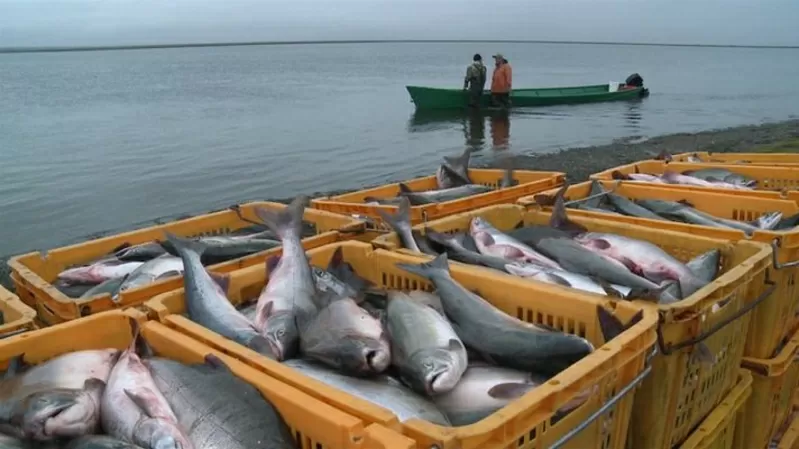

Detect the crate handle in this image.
[657,279,777,355]
[771,238,799,269]
[550,347,658,449]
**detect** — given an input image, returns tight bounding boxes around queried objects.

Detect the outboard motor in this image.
[625,73,644,87]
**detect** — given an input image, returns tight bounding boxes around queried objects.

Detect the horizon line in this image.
[2,39,799,54]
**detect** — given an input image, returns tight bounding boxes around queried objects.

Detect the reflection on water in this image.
[624,101,643,129]
[409,108,513,152]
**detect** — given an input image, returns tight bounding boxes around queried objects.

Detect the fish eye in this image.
[276,329,285,337]
[423,362,434,369]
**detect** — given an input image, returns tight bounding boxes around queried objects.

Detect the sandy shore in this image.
[3,119,799,291]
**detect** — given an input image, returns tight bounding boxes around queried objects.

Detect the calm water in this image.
[2,42,799,256]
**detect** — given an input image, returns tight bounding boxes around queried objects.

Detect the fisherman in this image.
[463,53,487,108]
[490,53,512,108]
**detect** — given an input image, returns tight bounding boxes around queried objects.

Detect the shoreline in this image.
[2,118,799,288]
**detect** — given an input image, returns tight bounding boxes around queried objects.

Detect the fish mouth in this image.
[427,368,458,395]
[363,348,390,373]
[267,338,284,361]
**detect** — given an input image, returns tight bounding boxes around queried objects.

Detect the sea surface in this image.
[2,42,799,256]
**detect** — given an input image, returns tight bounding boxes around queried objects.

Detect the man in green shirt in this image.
[463,53,487,108]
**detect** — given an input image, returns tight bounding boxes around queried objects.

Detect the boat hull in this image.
[406,84,648,110]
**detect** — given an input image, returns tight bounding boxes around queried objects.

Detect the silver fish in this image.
[253,196,319,361]
[469,217,562,269]
[661,171,753,190]
[396,253,594,377]
[682,168,757,188]
[299,298,391,376]
[113,255,184,300]
[425,229,512,273]
[386,292,468,395]
[283,359,450,426]
[80,276,129,299]
[113,243,168,262]
[58,260,144,285]
[504,263,634,298]
[100,320,193,449]
[147,355,296,449]
[686,249,721,284]
[432,362,593,426]
[65,435,147,449]
[398,182,493,205]
[164,232,273,358]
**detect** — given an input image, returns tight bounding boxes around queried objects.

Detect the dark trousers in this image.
[467,87,483,108]
[491,92,511,108]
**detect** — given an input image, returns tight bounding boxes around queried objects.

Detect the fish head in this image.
[406,343,466,395]
[21,379,104,441]
[469,217,494,235]
[327,336,391,377]
[263,313,300,361]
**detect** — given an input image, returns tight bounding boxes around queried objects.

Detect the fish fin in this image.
[83,377,107,393]
[376,197,415,236]
[411,230,441,256]
[265,255,282,276]
[549,183,588,234]
[254,195,309,240]
[690,342,716,366]
[163,232,208,257]
[611,170,631,180]
[443,147,472,173]
[676,199,695,208]
[546,273,573,288]
[396,253,449,280]
[629,281,679,303]
[397,182,414,195]
[595,279,625,299]
[111,242,132,255]
[208,271,231,295]
[498,154,518,188]
[423,228,451,247]
[4,354,28,379]
[488,382,534,400]
[154,270,182,280]
[597,305,643,342]
[127,316,154,358]
[124,389,162,418]
[440,163,472,186]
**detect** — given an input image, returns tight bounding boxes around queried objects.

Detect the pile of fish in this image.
[53,218,317,300]
[654,149,758,165]
[0,319,297,449]
[565,180,799,235]
[166,195,636,427]
[611,164,758,191]
[380,186,723,306]
[363,148,517,207]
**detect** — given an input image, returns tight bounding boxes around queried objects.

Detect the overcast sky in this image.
[1,0,797,48]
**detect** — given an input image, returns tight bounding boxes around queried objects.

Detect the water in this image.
[2,42,799,257]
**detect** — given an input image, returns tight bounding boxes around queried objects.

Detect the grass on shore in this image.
[749,138,799,153]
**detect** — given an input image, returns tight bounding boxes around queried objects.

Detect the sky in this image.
[1,0,797,48]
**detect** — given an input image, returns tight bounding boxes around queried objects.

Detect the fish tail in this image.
[376,197,412,232]
[443,147,472,172]
[549,183,588,234]
[423,228,451,246]
[255,195,309,239]
[163,232,208,258]
[597,305,644,342]
[497,153,517,188]
[395,252,449,280]
[126,316,153,357]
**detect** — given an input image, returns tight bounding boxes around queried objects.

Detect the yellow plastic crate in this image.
[671,152,799,166]
[590,160,799,202]
[772,389,799,449]
[517,180,799,359]
[0,285,37,339]
[310,169,565,228]
[675,369,752,449]
[7,202,365,325]
[0,311,414,449]
[142,241,658,449]
[371,204,772,449]
[736,325,799,449]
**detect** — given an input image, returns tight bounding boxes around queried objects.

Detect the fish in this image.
[436,148,472,189]
[160,233,282,266]
[299,298,391,377]
[164,232,274,358]
[376,197,423,254]
[363,196,404,206]
[605,193,666,221]
[57,260,144,285]
[776,211,799,230]
[386,292,468,396]
[113,255,184,300]
[0,432,61,448]
[636,199,782,235]
[100,319,193,449]
[112,243,168,263]
[65,435,147,449]
[411,230,442,256]
[661,171,753,190]
[574,232,708,300]
[0,378,106,441]
[147,354,296,449]
[611,171,667,184]
[425,229,513,273]
[431,362,593,426]
[682,168,757,188]
[80,276,129,299]
[504,263,634,298]
[0,349,119,439]
[312,249,362,307]
[469,217,563,269]
[253,196,319,361]
[398,183,493,206]
[396,253,594,377]
[283,358,451,426]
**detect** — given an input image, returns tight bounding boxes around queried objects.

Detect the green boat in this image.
[406,81,649,110]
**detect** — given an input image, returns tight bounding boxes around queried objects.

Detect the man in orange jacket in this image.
[490,53,512,108]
